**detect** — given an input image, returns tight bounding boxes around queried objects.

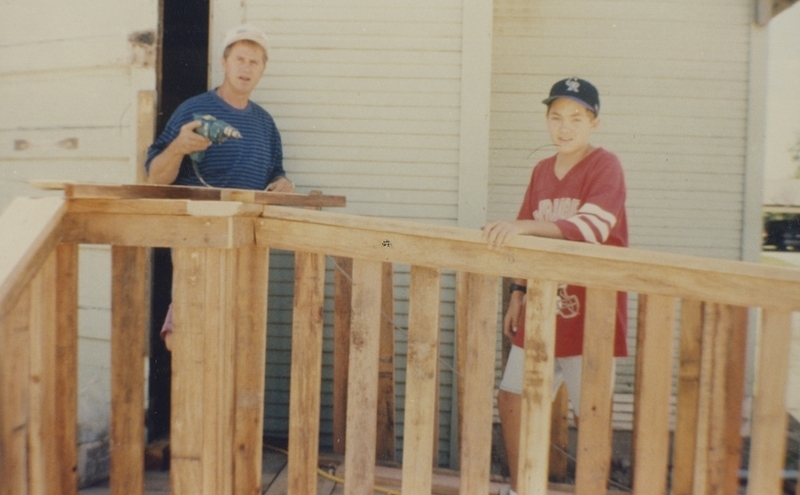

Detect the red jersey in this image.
[512,147,628,357]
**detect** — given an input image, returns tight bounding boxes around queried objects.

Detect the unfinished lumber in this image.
[233,246,270,495]
[256,205,800,310]
[110,246,150,495]
[632,294,676,495]
[377,261,397,462]
[516,279,558,495]
[459,273,498,494]
[0,197,66,321]
[401,265,441,494]
[0,284,31,495]
[671,299,703,495]
[137,91,156,184]
[342,259,383,495]
[574,287,616,495]
[55,244,79,495]
[549,383,569,481]
[332,257,353,456]
[287,251,326,495]
[747,308,792,495]
[62,182,346,208]
[27,253,59,495]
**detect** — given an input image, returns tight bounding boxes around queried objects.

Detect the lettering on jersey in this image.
[557,285,580,319]
[533,198,580,222]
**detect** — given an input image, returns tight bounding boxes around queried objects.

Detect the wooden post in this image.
[692,304,747,495]
[287,251,326,495]
[170,248,238,495]
[746,308,792,495]
[516,279,558,495]
[549,383,569,481]
[376,261,396,462]
[401,266,441,494]
[332,256,352,455]
[459,273,498,494]
[574,287,617,495]
[55,244,79,495]
[671,299,703,495]
[232,246,270,495]
[0,284,31,495]
[28,252,59,495]
[342,259,383,495]
[110,246,150,495]
[631,294,676,495]
[136,90,156,184]
[454,271,469,470]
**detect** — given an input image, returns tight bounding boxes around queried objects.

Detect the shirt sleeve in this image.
[144,103,194,173]
[555,152,626,244]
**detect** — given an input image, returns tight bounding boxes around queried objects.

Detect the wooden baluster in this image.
[575,287,616,495]
[459,273,498,494]
[233,246,270,495]
[377,261,397,462]
[516,279,558,495]
[747,308,792,495]
[28,252,59,495]
[287,251,326,495]
[0,284,31,495]
[401,266,441,493]
[692,304,747,495]
[55,244,79,495]
[332,256,353,456]
[672,299,703,495]
[110,246,149,495]
[631,294,676,495]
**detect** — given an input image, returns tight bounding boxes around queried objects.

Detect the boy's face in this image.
[546,98,599,155]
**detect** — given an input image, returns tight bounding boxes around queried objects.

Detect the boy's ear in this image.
[590,115,601,131]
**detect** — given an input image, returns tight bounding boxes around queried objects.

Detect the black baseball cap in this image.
[542,77,600,115]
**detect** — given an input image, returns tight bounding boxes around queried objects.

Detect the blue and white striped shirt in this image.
[146,89,285,190]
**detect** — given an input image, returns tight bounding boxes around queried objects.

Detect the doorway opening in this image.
[147,0,210,444]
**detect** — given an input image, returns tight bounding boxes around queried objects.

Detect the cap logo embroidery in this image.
[566,78,581,93]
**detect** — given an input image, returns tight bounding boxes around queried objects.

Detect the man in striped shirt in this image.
[146,24,293,193]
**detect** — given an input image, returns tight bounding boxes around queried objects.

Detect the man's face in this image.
[221,41,267,97]
[546,98,599,155]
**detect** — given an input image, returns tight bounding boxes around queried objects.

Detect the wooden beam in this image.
[287,251,326,495]
[632,294,676,495]
[0,197,66,320]
[232,246,270,495]
[332,257,353,456]
[376,261,396,462]
[575,287,616,495]
[170,248,238,495]
[0,284,31,495]
[401,265,441,494]
[516,279,558,495]
[67,198,264,217]
[61,213,254,249]
[459,273,498,493]
[54,244,79,495]
[136,91,156,184]
[671,299,703,495]
[747,308,792,494]
[549,383,569,481]
[62,182,346,208]
[343,259,383,495]
[255,206,800,310]
[28,253,59,495]
[110,246,150,495]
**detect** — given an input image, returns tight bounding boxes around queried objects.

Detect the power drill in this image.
[189,113,242,164]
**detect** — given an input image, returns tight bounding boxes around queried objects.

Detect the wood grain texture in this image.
[332,257,353,456]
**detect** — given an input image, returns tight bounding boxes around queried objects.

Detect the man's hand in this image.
[266,176,295,192]
[147,120,212,185]
[171,120,212,156]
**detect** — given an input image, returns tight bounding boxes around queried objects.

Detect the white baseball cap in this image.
[222,24,269,56]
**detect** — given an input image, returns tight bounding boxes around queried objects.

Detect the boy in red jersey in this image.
[483,77,628,495]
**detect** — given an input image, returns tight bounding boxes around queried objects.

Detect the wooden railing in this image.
[1,185,798,495]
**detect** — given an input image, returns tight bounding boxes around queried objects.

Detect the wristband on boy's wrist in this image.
[509,283,527,294]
